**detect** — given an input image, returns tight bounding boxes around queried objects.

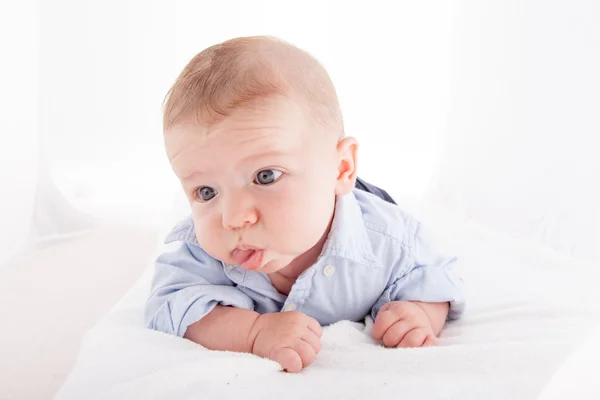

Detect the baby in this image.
[145,36,465,373]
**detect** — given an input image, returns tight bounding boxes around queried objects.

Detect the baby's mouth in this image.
[231,247,264,271]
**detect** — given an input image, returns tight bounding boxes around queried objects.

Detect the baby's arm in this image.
[145,240,322,372]
[144,241,255,337]
[184,305,260,352]
[371,223,465,348]
[186,305,322,373]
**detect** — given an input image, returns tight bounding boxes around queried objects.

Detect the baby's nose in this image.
[221,197,258,230]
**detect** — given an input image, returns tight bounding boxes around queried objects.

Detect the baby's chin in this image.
[256,255,294,275]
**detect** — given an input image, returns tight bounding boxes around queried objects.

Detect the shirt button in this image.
[323,264,336,277]
[284,303,296,312]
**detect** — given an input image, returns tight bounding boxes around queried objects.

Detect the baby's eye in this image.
[254,169,283,185]
[196,186,217,202]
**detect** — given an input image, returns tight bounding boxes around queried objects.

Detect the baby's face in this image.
[165,97,342,274]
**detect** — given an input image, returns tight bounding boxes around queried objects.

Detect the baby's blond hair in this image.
[162,36,343,135]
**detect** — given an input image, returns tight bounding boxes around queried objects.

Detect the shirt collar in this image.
[320,190,381,268]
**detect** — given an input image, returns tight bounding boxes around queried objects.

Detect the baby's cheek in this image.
[275,196,326,243]
[268,192,304,224]
[192,214,222,253]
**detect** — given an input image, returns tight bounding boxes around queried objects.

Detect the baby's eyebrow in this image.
[241,149,292,163]
[180,169,205,182]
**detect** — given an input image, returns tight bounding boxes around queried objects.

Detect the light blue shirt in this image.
[145,189,465,337]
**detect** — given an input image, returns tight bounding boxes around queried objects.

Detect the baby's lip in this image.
[233,243,260,251]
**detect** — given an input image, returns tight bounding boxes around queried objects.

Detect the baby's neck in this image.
[268,272,296,296]
[268,244,323,296]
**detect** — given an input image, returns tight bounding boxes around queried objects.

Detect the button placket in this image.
[280,261,319,313]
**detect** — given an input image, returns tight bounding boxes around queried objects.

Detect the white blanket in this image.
[54,201,600,400]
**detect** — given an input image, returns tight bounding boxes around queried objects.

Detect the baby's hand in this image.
[249,311,322,373]
[372,301,439,348]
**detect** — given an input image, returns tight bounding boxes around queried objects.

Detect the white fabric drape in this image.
[0,1,39,268]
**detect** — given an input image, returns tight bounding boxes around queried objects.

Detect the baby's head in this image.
[163,36,357,273]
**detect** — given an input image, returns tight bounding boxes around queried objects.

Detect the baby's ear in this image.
[334,136,359,195]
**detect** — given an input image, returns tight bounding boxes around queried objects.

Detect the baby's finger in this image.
[307,318,323,337]
[293,339,317,368]
[272,347,303,373]
[378,302,392,313]
[397,328,427,348]
[422,335,439,347]
[382,319,414,348]
[372,309,400,340]
[302,331,322,354]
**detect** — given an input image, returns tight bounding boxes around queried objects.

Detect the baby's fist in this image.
[372,301,438,348]
[249,311,322,373]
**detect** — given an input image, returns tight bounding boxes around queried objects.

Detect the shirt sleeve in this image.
[144,241,255,337]
[371,222,466,320]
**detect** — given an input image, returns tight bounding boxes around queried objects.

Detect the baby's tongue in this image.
[232,248,255,266]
